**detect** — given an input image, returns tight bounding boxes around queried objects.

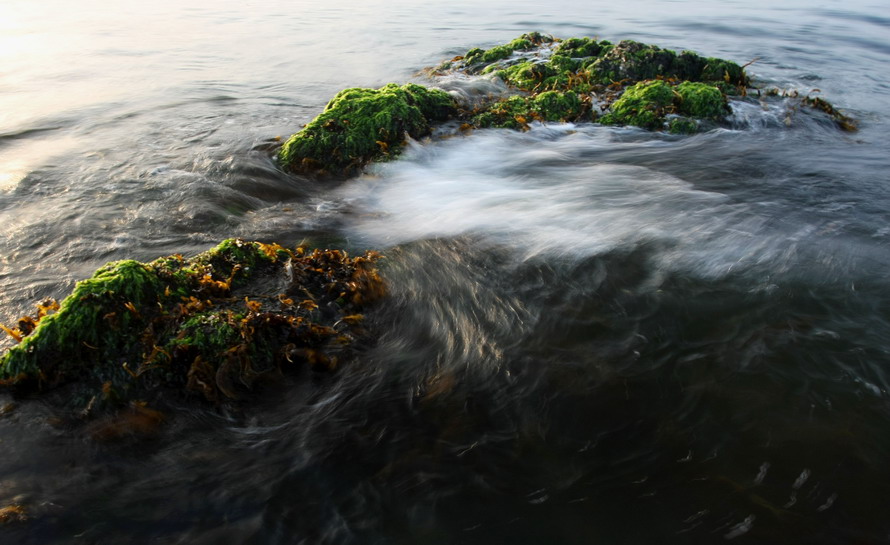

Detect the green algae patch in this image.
[555,37,609,59]
[458,32,554,72]
[585,40,681,84]
[676,81,729,118]
[598,79,730,131]
[583,41,748,86]
[473,91,587,129]
[600,80,678,130]
[278,83,456,176]
[668,116,699,135]
[441,36,747,91]
[429,34,752,133]
[0,260,165,387]
[0,240,386,409]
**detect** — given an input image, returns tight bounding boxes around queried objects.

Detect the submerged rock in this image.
[0,240,385,410]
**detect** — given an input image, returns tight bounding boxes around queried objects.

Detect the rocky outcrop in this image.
[0,240,385,411]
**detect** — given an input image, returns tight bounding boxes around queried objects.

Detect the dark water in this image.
[2,0,890,542]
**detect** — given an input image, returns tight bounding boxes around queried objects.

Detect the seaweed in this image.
[0,240,386,410]
[599,79,678,130]
[436,35,746,133]
[472,90,588,129]
[277,83,456,176]
[675,81,731,119]
[460,32,554,71]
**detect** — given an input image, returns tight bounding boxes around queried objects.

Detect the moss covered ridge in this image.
[277,33,854,175]
[0,240,385,408]
[430,34,748,132]
[437,34,854,133]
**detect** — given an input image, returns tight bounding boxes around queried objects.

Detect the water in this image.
[2,0,890,542]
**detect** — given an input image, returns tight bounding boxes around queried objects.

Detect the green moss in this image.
[0,260,164,386]
[277,83,456,175]
[700,57,746,86]
[472,38,738,132]
[600,80,676,130]
[498,61,555,90]
[498,57,596,94]
[549,54,581,74]
[361,35,755,140]
[0,240,386,407]
[533,90,584,121]
[191,238,276,284]
[473,91,585,129]
[599,79,729,131]
[464,38,532,67]
[668,117,699,134]
[281,33,845,164]
[578,41,747,87]
[586,40,679,84]
[675,81,729,119]
[672,50,707,81]
[555,37,606,59]
[462,33,553,69]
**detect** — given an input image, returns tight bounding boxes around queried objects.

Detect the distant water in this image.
[2,0,890,543]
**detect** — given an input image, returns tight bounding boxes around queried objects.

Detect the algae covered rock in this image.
[0,240,386,408]
[278,83,456,176]
[472,90,587,129]
[584,40,747,86]
[600,79,730,130]
[433,34,853,134]
[438,32,554,73]
[275,33,855,179]
[599,79,677,130]
[432,34,748,133]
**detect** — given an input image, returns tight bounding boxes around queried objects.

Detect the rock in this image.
[0,240,385,409]
[433,34,853,134]
[600,79,730,130]
[472,90,587,130]
[277,83,457,176]
[276,34,854,177]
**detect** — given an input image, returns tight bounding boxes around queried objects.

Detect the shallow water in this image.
[2,0,890,543]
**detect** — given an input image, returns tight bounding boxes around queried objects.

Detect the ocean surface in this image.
[2,0,890,542]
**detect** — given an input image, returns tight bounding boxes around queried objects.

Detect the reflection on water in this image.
[1,0,890,542]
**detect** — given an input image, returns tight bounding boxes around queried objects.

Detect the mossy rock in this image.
[444,36,747,92]
[555,37,609,59]
[600,79,729,131]
[586,40,681,84]
[582,40,747,86]
[0,240,386,409]
[461,32,554,71]
[668,116,699,135]
[278,83,456,176]
[473,91,587,129]
[675,81,730,119]
[429,34,749,133]
[277,33,851,179]
[600,80,678,130]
